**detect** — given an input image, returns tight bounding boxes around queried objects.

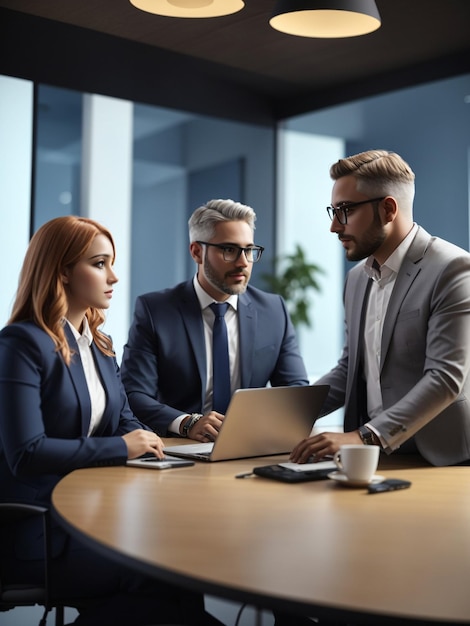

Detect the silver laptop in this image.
[163,384,329,462]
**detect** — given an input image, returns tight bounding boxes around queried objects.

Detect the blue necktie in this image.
[209,302,231,414]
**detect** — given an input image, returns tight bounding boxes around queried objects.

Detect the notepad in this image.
[278,460,336,472]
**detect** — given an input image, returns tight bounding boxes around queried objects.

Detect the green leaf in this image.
[261,243,324,329]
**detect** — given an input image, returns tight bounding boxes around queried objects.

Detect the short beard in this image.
[346,207,386,262]
[203,256,248,296]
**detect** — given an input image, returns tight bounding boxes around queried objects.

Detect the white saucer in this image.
[327,471,385,488]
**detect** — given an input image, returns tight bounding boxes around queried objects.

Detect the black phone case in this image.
[367,478,411,493]
[253,464,332,483]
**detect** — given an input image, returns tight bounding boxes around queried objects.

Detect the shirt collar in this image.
[65,316,93,346]
[192,274,238,311]
[364,223,418,281]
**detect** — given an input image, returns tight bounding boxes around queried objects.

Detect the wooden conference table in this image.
[52,441,470,625]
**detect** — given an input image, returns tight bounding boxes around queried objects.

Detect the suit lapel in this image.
[346,270,371,376]
[89,342,116,435]
[64,324,92,436]
[380,227,431,370]
[179,281,207,406]
[238,292,255,387]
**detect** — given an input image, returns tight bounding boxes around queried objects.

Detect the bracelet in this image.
[181,413,203,438]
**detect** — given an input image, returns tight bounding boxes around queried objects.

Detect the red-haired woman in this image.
[0,216,221,626]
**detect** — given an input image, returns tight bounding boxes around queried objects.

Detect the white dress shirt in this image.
[66,318,106,436]
[363,224,418,432]
[168,275,241,434]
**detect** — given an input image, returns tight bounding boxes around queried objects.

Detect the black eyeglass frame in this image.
[196,241,265,263]
[326,196,386,225]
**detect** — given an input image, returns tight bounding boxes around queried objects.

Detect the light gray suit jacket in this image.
[316,226,470,466]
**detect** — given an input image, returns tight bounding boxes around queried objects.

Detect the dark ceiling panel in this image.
[1,0,469,122]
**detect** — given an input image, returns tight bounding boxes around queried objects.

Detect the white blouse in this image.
[66,318,106,436]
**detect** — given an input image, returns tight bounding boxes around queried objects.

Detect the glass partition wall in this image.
[1,73,469,429]
[1,80,278,364]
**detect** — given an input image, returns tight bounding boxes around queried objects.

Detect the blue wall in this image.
[288,74,470,252]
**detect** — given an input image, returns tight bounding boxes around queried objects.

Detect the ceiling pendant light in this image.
[129,0,245,18]
[270,0,381,38]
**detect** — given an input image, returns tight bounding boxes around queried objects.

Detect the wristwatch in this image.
[358,425,380,446]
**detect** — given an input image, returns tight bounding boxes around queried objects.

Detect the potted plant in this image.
[261,243,324,329]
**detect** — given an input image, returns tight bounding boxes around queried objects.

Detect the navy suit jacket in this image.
[121,280,309,434]
[0,321,148,558]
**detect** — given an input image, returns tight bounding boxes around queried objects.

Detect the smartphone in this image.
[368,478,411,493]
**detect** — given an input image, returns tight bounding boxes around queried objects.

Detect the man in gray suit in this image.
[290,149,470,467]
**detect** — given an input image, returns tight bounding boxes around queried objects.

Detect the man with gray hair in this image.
[121,198,309,440]
[290,150,470,467]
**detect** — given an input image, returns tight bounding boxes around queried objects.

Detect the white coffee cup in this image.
[333,444,380,482]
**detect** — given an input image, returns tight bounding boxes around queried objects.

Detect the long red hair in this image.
[9,216,116,364]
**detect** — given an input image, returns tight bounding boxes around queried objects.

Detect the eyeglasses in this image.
[326,197,386,225]
[197,241,264,263]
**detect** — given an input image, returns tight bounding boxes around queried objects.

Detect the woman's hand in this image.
[122,429,165,460]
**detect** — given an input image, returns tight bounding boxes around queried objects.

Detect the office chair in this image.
[0,502,89,626]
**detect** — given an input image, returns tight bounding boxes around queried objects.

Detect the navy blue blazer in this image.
[121,280,309,434]
[0,321,148,512]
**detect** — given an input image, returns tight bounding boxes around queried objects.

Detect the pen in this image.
[235,472,254,479]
